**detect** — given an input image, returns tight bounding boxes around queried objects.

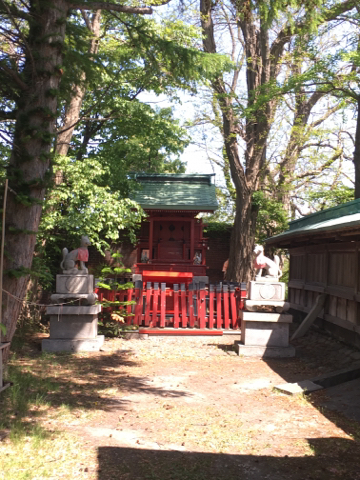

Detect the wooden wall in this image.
[289,242,360,346]
[87,229,231,284]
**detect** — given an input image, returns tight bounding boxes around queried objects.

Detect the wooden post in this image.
[230,284,237,329]
[149,218,154,261]
[144,282,152,326]
[223,284,229,329]
[0,342,10,393]
[173,284,179,328]
[125,286,134,325]
[180,283,187,327]
[134,280,143,326]
[188,283,195,327]
[198,282,206,329]
[216,284,222,329]
[151,282,159,327]
[0,179,8,342]
[208,284,214,329]
[190,219,195,264]
[160,283,166,328]
[291,294,327,340]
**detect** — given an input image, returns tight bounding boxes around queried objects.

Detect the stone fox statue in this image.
[60,235,91,274]
[253,244,282,279]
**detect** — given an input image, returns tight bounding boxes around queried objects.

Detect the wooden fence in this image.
[96,281,247,330]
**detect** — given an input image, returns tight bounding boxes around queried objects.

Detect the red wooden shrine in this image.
[132,174,218,284]
[96,174,247,332]
[135,214,209,281]
[97,281,247,332]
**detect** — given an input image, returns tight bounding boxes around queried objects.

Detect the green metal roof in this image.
[267,198,360,246]
[131,173,218,212]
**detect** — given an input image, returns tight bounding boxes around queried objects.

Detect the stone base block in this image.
[245,300,290,313]
[49,314,98,339]
[56,274,94,294]
[234,341,295,358]
[50,293,98,305]
[42,335,104,353]
[46,305,101,315]
[248,281,285,301]
[274,380,322,395]
[241,320,290,347]
[240,311,292,322]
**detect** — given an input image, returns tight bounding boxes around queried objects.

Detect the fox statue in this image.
[60,235,91,274]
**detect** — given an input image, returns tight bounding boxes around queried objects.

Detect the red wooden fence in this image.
[97,281,247,330]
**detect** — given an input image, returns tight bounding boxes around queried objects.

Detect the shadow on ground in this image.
[0,336,191,440]
[97,438,360,480]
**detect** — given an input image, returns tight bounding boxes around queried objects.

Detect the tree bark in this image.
[55,10,101,160]
[354,97,360,199]
[200,0,270,282]
[277,88,325,215]
[3,0,68,360]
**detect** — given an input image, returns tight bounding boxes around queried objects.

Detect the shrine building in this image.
[130,173,218,285]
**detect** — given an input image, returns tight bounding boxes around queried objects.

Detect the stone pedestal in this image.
[235,311,295,358]
[51,274,97,305]
[56,274,94,294]
[249,280,285,300]
[42,275,103,353]
[245,280,289,313]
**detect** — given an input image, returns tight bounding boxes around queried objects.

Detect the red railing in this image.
[96,281,247,330]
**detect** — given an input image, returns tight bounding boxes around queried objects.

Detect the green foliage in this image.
[205,186,235,224]
[305,185,354,210]
[97,253,136,337]
[252,191,288,244]
[41,155,143,250]
[92,104,189,194]
[203,221,232,237]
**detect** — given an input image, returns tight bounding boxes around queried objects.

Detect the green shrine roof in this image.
[267,198,360,247]
[130,173,218,212]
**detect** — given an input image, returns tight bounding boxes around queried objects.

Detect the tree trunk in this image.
[200,0,268,282]
[227,190,258,282]
[55,10,101,161]
[354,97,360,199]
[2,0,68,359]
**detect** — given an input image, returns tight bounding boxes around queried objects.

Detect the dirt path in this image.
[52,332,360,480]
[3,330,360,480]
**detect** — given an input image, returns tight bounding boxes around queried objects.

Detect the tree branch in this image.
[0,110,16,120]
[69,2,153,14]
[270,0,358,78]
[0,63,28,90]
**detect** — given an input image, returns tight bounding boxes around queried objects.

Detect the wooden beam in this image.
[291,294,327,341]
[149,218,154,260]
[190,218,195,262]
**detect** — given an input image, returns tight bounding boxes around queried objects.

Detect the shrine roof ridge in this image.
[131,173,215,184]
[267,198,360,246]
[130,172,218,212]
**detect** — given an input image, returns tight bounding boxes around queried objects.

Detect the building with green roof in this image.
[267,198,360,348]
[131,173,218,282]
[131,173,218,213]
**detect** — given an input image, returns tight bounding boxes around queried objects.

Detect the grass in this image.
[2,333,360,480]
[0,427,95,480]
[0,342,100,479]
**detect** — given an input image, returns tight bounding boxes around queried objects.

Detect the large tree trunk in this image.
[227,190,258,282]
[354,97,360,198]
[200,0,269,282]
[55,10,101,160]
[2,0,68,358]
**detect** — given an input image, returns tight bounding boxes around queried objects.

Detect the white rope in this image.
[2,289,90,308]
